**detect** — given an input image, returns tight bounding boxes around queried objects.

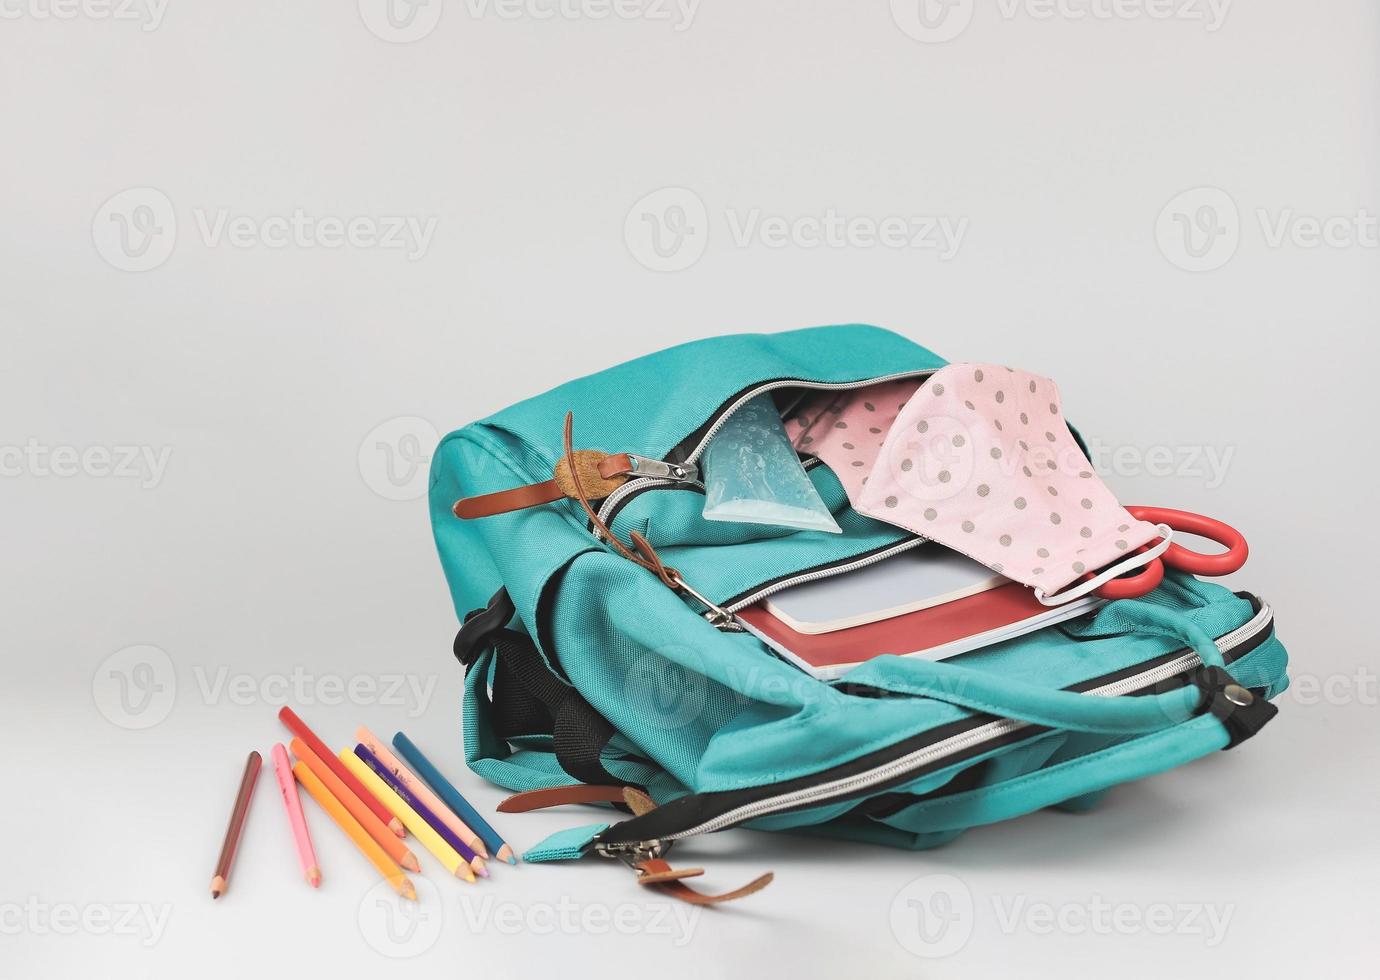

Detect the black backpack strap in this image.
[454,589,625,787]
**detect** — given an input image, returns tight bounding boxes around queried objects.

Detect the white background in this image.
[2,1,1377,976]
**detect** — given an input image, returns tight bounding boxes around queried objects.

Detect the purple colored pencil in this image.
[353,744,480,864]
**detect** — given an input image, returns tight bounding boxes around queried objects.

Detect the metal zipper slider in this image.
[625,455,697,482]
[665,570,735,628]
[594,838,668,869]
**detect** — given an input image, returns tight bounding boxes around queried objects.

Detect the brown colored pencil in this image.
[211,750,262,900]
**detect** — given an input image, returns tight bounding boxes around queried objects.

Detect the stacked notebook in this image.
[737,544,1103,680]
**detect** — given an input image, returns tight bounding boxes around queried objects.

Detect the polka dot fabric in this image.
[783,378,921,500]
[787,364,1162,594]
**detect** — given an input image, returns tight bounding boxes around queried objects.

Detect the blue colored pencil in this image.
[392,732,516,865]
[353,744,489,878]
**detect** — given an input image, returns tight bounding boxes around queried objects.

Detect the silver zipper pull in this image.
[665,570,735,628]
[594,838,668,869]
[626,455,697,482]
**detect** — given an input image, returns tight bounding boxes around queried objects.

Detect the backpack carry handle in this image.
[856,600,1234,736]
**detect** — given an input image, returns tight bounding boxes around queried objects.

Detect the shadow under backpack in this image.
[427,324,1288,897]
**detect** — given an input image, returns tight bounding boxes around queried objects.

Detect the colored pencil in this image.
[211,750,262,899]
[289,737,421,873]
[353,744,488,879]
[340,749,477,884]
[356,726,489,860]
[271,743,321,888]
[293,761,416,901]
[278,707,405,838]
[393,732,516,865]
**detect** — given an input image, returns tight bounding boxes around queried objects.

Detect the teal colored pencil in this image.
[392,732,516,865]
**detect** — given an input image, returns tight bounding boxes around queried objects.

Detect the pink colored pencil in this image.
[272,743,321,888]
[355,726,490,861]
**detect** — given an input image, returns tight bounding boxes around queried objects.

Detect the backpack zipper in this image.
[593,369,936,528]
[594,598,1274,854]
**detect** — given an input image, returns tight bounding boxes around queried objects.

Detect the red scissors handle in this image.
[1094,506,1248,600]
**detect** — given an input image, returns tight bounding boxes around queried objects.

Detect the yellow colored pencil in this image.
[292,761,417,901]
[340,749,476,884]
[356,726,489,863]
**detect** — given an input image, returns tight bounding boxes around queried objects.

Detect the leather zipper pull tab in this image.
[634,859,774,904]
[452,450,634,519]
[597,839,775,906]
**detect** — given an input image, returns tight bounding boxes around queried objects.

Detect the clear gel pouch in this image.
[701,393,842,534]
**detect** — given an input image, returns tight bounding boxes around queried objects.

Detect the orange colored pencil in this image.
[293,761,416,901]
[289,738,421,873]
[278,707,404,838]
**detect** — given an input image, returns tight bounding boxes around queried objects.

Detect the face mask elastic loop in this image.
[1032,524,1174,606]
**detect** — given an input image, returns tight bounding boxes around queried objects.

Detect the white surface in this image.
[2,2,1377,978]
[763,543,1005,633]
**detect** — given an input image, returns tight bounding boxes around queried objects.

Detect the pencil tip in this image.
[401,881,418,901]
[308,868,322,887]
[389,817,406,837]
[401,854,422,873]
[474,863,490,879]
[498,845,517,865]
[210,875,226,899]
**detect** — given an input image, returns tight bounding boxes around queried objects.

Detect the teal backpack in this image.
[429,325,1287,879]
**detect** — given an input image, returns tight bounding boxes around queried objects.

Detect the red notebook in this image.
[737,583,1103,680]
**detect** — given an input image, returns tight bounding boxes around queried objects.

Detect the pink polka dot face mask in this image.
[785,365,1166,599]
